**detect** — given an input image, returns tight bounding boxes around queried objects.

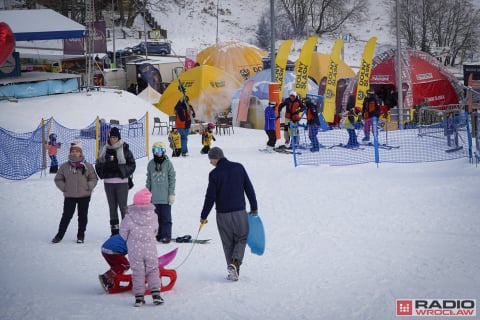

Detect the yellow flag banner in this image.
[323,39,344,122]
[274,39,293,139]
[275,39,293,101]
[355,37,377,108]
[294,36,318,98]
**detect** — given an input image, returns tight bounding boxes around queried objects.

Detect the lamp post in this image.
[396,0,404,129]
[216,0,219,44]
[112,0,116,68]
[143,0,148,59]
[270,0,275,82]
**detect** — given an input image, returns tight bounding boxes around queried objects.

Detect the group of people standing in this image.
[261,88,382,152]
[49,109,258,306]
[261,91,322,152]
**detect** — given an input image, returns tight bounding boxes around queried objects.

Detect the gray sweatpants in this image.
[216,210,249,267]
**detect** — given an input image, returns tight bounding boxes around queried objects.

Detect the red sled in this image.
[107,248,179,294]
[108,267,177,294]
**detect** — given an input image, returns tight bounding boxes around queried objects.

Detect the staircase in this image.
[136,1,167,38]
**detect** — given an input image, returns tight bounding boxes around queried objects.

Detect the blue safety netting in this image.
[291,110,475,167]
[0,116,147,180]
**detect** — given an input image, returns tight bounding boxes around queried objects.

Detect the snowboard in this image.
[170,235,211,244]
[247,213,265,256]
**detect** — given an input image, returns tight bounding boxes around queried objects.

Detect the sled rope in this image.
[172,221,206,270]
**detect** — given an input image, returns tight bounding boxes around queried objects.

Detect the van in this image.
[128,41,171,56]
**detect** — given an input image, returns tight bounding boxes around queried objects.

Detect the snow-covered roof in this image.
[0,9,85,41]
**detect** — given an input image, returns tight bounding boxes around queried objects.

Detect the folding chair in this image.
[152,117,168,135]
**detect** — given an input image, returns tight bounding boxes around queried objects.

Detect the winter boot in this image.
[98,274,113,292]
[49,166,58,174]
[51,234,63,243]
[110,219,119,236]
[151,290,164,305]
[134,295,145,307]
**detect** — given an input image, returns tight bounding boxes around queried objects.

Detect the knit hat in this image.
[109,127,121,139]
[69,141,83,153]
[208,146,224,160]
[133,188,152,205]
[289,91,297,97]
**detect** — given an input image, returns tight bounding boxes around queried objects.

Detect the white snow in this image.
[1,1,480,318]
[1,89,479,319]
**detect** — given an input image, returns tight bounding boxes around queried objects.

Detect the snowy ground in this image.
[0,90,479,319]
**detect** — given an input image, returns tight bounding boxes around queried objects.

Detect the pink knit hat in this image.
[133,188,152,205]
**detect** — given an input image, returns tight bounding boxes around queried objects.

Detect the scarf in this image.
[153,155,165,172]
[99,139,126,164]
[68,155,86,174]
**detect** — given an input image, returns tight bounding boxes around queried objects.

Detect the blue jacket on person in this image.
[101,234,128,255]
[200,158,257,220]
[264,105,277,131]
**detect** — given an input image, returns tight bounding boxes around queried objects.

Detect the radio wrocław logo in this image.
[396,299,476,317]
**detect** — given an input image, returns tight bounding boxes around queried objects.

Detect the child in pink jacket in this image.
[119,188,163,307]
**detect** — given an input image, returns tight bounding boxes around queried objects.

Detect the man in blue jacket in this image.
[200,147,258,281]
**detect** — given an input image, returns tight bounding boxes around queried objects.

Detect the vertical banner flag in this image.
[294,36,318,99]
[323,38,344,122]
[354,37,377,108]
[275,39,293,138]
[275,39,293,101]
[185,48,198,71]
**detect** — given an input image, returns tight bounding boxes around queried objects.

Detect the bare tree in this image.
[276,0,312,36]
[392,0,480,66]
[276,0,367,37]
[310,0,367,36]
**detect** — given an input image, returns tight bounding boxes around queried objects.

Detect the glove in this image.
[250,210,258,216]
[168,195,175,205]
[200,218,208,225]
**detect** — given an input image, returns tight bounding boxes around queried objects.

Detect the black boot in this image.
[110,219,119,236]
[49,166,58,174]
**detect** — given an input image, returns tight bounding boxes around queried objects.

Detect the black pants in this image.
[56,196,91,239]
[266,130,277,147]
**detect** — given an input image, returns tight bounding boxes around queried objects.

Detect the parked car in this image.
[127,41,171,56]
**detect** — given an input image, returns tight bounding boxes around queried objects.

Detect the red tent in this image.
[344,49,463,109]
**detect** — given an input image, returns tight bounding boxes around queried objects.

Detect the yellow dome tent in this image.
[154,65,241,122]
[196,40,267,83]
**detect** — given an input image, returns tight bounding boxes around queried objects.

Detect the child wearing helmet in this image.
[47,133,62,173]
[146,142,176,243]
[168,127,181,157]
[200,123,216,154]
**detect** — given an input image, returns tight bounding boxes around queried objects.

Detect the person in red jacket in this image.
[174,96,196,156]
[361,88,380,141]
[278,91,305,146]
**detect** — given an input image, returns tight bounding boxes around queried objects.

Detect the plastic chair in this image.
[168,116,176,129]
[152,117,168,135]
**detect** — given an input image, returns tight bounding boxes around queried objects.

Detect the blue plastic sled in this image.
[247,213,265,256]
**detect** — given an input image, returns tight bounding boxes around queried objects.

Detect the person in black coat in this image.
[95,127,136,236]
[199,147,258,281]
